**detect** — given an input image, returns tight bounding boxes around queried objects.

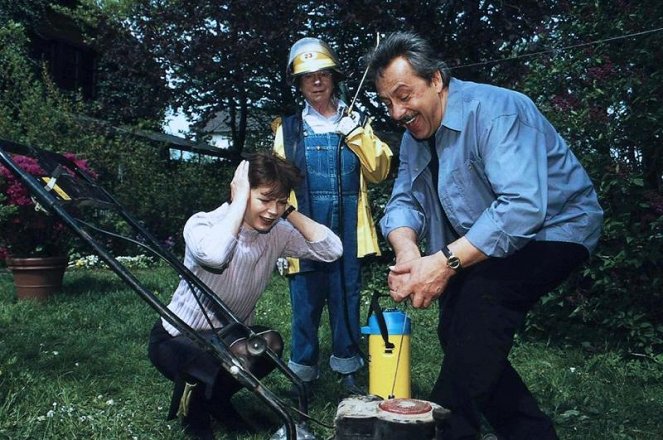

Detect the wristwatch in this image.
[281,205,296,219]
[441,246,462,272]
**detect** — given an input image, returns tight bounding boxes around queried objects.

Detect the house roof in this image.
[74,114,241,159]
[202,110,262,134]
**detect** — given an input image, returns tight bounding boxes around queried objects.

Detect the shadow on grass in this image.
[63,270,129,296]
[64,267,178,297]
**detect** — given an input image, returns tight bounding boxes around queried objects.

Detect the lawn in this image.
[1,266,661,439]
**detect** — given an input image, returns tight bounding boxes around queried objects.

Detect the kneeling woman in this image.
[148,153,342,439]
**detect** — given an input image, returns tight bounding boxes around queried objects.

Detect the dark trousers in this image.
[148,321,283,420]
[430,241,588,440]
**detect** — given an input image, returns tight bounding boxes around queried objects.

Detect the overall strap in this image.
[281,113,311,216]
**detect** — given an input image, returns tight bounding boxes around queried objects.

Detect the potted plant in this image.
[0,152,95,300]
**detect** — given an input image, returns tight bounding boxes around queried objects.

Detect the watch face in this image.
[447,256,461,270]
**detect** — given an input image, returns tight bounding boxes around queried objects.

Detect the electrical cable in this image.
[76,215,325,428]
[332,103,370,365]
[272,395,335,430]
[448,26,663,71]
[74,218,227,332]
[388,302,409,399]
[330,33,383,365]
[74,216,260,365]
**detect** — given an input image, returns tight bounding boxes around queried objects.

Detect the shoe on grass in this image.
[182,411,214,440]
[207,399,252,433]
[339,373,366,396]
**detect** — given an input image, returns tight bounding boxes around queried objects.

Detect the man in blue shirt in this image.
[367,32,603,440]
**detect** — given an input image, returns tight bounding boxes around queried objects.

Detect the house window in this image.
[31,37,97,99]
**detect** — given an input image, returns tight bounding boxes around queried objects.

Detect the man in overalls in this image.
[273,37,392,396]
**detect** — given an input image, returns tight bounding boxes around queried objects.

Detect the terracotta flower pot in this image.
[5,255,69,301]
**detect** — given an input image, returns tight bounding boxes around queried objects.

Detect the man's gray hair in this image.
[366,31,451,87]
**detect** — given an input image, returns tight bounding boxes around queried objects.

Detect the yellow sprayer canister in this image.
[361,308,411,399]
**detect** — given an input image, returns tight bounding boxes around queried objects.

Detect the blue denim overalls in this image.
[287,123,364,381]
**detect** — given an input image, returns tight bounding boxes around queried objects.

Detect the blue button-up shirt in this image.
[380,78,603,257]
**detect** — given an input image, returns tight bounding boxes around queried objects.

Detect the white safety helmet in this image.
[286,37,344,82]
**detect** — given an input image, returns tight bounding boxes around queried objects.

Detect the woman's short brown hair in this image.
[246,152,303,199]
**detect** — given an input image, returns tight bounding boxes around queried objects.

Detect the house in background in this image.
[27,1,97,100]
[15,2,259,159]
[21,5,234,159]
[201,110,264,150]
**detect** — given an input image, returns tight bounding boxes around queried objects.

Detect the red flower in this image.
[1,153,95,259]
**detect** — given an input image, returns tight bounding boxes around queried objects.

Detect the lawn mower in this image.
[0,139,451,440]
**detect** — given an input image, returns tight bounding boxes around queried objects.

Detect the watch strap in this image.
[281,205,296,219]
[441,246,451,259]
[442,246,462,271]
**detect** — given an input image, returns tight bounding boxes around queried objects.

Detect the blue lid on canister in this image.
[361,309,411,335]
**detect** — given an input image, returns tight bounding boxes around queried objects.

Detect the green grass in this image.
[1,267,661,439]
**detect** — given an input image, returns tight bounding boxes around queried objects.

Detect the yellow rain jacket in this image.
[273,114,392,274]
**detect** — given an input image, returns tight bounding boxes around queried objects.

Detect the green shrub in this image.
[518,1,663,353]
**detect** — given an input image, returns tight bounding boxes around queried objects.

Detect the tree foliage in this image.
[1,0,171,126]
[1,0,661,352]
[0,20,231,256]
[119,0,557,149]
[0,0,52,26]
[517,0,663,352]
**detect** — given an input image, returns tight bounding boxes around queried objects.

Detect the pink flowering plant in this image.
[0,153,95,259]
